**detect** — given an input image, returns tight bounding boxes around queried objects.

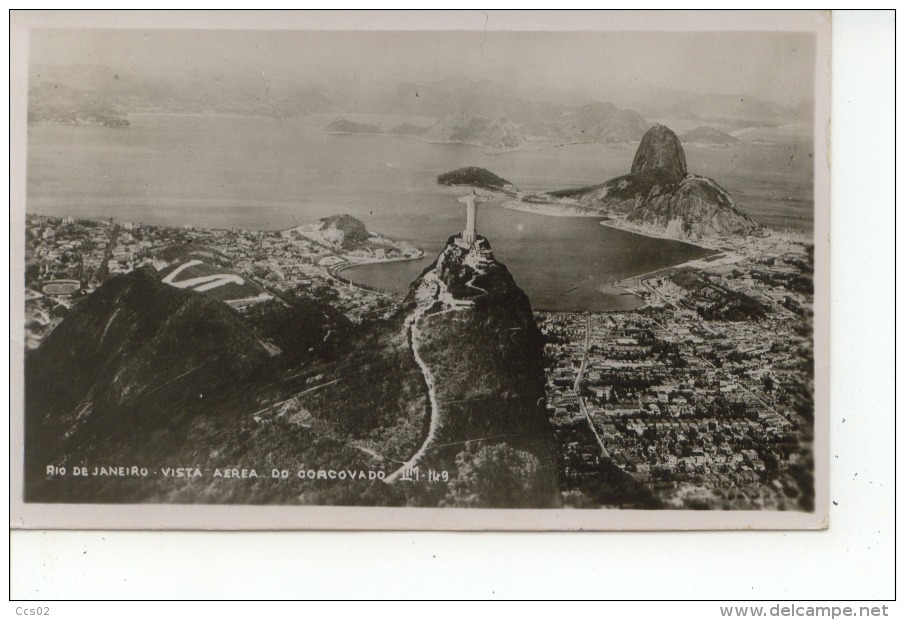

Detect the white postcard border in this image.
[9,10,832,531]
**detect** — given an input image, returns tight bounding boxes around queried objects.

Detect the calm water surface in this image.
[27,114,812,311]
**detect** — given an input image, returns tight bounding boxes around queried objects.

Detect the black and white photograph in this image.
[11,10,832,530]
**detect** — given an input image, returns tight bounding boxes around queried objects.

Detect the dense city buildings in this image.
[538,235,814,510]
[24,215,407,349]
[25,213,814,511]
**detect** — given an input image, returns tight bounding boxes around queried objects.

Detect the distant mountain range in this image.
[382,78,650,145]
[28,64,337,124]
[326,112,528,151]
[681,126,739,146]
[418,111,527,150]
[28,80,131,126]
[529,102,650,143]
[375,77,802,131]
[28,65,804,147]
[324,117,383,135]
[381,76,595,120]
[612,85,806,127]
[326,101,648,151]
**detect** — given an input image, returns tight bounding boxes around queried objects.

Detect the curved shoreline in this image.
[497,199,730,309]
[326,252,425,297]
[499,199,607,218]
[499,198,721,252]
[597,218,720,252]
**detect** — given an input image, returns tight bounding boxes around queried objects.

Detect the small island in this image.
[436,167,517,193]
[324,117,383,135]
[680,126,739,147]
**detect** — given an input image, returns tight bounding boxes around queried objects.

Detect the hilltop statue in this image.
[456,188,492,246]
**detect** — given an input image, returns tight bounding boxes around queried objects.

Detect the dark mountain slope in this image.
[436,167,516,193]
[402,235,560,507]
[631,123,687,177]
[24,233,559,508]
[27,267,270,425]
[24,268,274,496]
[24,267,413,505]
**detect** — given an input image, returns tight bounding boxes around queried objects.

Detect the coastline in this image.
[333,250,425,272]
[385,132,526,154]
[597,218,721,252]
[497,198,751,309]
[498,195,781,260]
[327,251,425,298]
[321,124,530,154]
[499,197,723,252]
[499,199,605,218]
[322,130,386,137]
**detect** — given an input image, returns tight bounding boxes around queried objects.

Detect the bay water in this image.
[26,113,812,311]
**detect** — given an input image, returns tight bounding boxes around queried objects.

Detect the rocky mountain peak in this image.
[406,235,511,311]
[400,233,559,507]
[289,214,370,249]
[631,123,687,178]
[557,123,762,239]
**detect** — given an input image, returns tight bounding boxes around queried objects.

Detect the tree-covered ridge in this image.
[436,167,515,192]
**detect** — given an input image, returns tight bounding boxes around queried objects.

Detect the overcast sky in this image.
[29,29,816,106]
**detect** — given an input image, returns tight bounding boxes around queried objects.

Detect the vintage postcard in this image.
[10,10,831,530]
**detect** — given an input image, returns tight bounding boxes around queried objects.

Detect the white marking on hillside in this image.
[99,308,122,344]
[162,259,245,292]
[160,259,203,283]
[224,293,274,308]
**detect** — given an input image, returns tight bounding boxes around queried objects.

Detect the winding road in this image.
[575,314,611,459]
[383,253,492,483]
[384,304,442,482]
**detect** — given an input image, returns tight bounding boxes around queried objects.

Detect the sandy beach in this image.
[499,199,606,218]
